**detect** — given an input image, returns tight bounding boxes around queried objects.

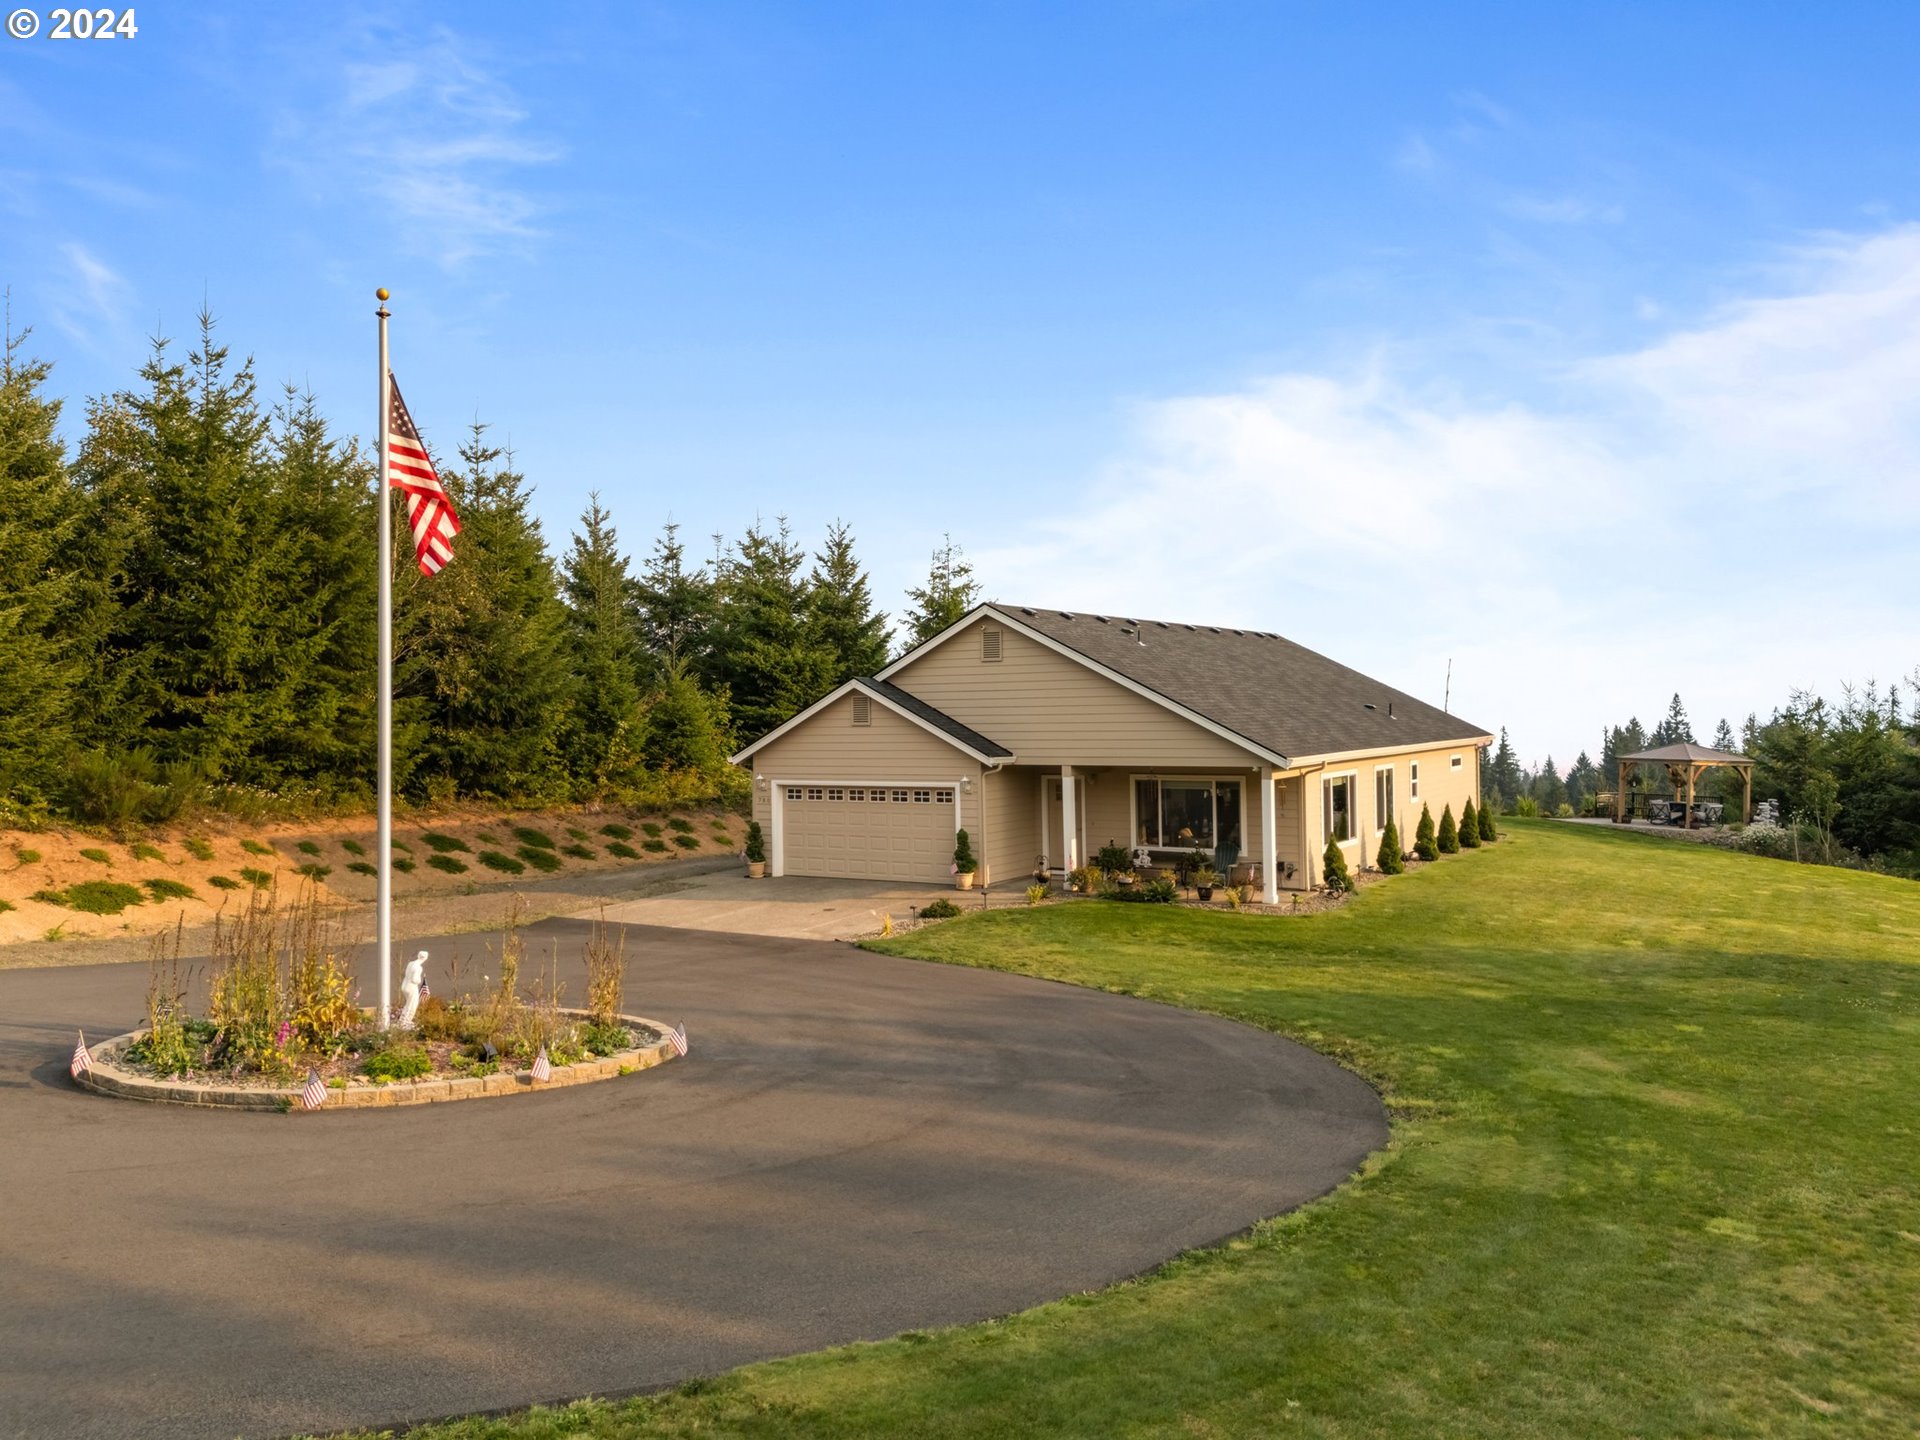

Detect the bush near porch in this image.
[345,817,1920,1439]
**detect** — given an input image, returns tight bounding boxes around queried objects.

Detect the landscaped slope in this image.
[332,820,1920,1439]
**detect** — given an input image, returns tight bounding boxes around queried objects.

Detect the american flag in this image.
[530,1046,552,1082]
[300,1068,327,1111]
[70,1031,91,1079]
[385,374,461,575]
[666,1024,688,1057]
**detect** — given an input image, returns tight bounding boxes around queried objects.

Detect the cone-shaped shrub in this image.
[1438,803,1460,853]
[1479,801,1497,842]
[1376,817,1404,874]
[1414,803,1438,861]
[1322,835,1354,893]
[1459,798,1481,848]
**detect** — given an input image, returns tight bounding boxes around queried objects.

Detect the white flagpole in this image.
[375,288,394,1031]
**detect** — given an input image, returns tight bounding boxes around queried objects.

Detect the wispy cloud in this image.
[1499,192,1624,225]
[271,28,563,268]
[47,241,138,351]
[976,227,1920,764]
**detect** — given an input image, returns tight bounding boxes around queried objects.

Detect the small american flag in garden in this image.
[667,1024,688,1057]
[70,1032,91,1079]
[385,374,461,575]
[530,1046,552,1082]
[300,1068,327,1111]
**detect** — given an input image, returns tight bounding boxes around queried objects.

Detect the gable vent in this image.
[851,694,873,726]
[981,626,1004,662]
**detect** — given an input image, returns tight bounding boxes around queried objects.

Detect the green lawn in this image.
[337,820,1920,1439]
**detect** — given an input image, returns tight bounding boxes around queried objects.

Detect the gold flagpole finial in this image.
[376,287,390,301]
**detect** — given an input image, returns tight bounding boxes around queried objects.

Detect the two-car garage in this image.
[778,783,959,884]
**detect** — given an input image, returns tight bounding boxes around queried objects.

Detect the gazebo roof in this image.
[1620,742,1750,766]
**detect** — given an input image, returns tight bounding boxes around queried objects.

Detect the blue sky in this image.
[4,2,1918,767]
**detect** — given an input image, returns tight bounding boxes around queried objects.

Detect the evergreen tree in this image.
[641,658,730,774]
[1532,756,1567,814]
[1654,693,1695,746]
[1437,803,1460,853]
[1321,834,1353,892]
[1375,816,1404,874]
[0,321,81,802]
[899,533,980,649]
[395,424,574,800]
[706,517,835,742]
[1565,751,1599,815]
[1485,728,1522,812]
[1459,797,1481,846]
[807,520,889,683]
[561,494,646,791]
[1478,797,1497,841]
[633,520,715,671]
[1414,802,1438,861]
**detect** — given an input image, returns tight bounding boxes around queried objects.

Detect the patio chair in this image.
[1213,841,1240,877]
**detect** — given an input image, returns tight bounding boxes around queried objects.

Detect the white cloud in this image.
[47,242,137,351]
[975,228,1920,766]
[1499,193,1624,225]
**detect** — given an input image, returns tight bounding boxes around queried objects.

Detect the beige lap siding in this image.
[1297,741,1482,884]
[983,766,1041,887]
[744,692,982,880]
[890,618,1257,767]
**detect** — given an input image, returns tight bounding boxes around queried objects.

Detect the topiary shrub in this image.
[1095,842,1133,875]
[1479,802,1497,842]
[1376,817,1404,874]
[1459,799,1481,848]
[609,841,643,859]
[1414,803,1438,862]
[477,850,524,874]
[1438,804,1460,854]
[953,829,978,876]
[517,846,563,873]
[919,898,962,919]
[744,820,766,864]
[427,854,468,875]
[422,832,469,853]
[1322,836,1354,894]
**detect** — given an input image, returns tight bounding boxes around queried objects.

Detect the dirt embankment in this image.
[0,804,745,968]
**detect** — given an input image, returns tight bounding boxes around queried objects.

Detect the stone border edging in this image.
[74,1010,681,1111]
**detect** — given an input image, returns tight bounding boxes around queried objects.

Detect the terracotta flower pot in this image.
[955,871,976,891]
[746,861,767,879]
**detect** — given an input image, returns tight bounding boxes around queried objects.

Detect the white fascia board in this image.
[884,604,1291,769]
[729,677,1009,767]
[1289,734,1497,768]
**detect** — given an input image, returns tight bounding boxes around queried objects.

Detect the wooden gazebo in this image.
[1615,742,1753,828]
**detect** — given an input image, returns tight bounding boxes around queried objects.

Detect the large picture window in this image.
[1324,774,1355,843]
[1133,777,1244,851]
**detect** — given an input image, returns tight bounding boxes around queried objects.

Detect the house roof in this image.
[727,675,1013,765]
[958,605,1492,763]
[1620,742,1750,766]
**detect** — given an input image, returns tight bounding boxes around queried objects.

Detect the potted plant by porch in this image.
[744,820,767,879]
[952,829,978,890]
[1191,863,1217,902]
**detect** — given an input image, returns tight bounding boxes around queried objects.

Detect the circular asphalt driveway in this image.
[0,918,1385,1440]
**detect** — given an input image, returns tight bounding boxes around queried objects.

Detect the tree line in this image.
[0,313,985,825]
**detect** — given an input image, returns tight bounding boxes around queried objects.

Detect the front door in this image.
[1042,777,1084,873]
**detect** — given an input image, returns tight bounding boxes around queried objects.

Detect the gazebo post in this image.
[1742,765,1752,825]
[1615,759,1627,823]
[1684,764,1697,829]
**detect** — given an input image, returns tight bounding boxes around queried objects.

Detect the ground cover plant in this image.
[295,840,322,856]
[183,837,215,861]
[638,823,660,839]
[610,841,644,859]
[341,838,366,857]
[131,841,165,862]
[427,854,469,875]
[602,823,635,841]
[141,877,194,902]
[422,832,468,853]
[241,838,272,856]
[562,843,596,860]
[517,846,563,873]
[207,875,241,890]
[239,867,272,889]
[477,850,525,875]
[79,847,111,865]
[30,880,145,914]
[667,817,694,834]
[671,833,701,850]
[347,862,376,877]
[513,826,557,851]
[360,819,1920,1439]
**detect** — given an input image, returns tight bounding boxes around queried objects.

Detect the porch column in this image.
[1060,765,1079,870]
[1260,767,1279,905]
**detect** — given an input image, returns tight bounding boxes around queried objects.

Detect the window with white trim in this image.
[1451,755,1463,770]
[1375,766,1394,832]
[1323,774,1356,843]
[1409,762,1420,800]
[935,789,953,804]
[913,788,932,803]
[1131,777,1243,851]
[891,789,909,803]
[807,787,824,801]
[826,788,845,801]
[786,787,803,801]
[848,788,866,801]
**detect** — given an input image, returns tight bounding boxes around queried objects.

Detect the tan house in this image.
[730,604,1492,901]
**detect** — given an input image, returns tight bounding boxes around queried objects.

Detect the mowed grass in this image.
[329,820,1920,1439]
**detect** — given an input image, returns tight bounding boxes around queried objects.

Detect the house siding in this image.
[890,617,1261,767]
[1298,740,1482,883]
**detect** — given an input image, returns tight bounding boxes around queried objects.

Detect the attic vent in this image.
[1020,607,1036,616]
[1231,628,1244,636]
[981,626,1004,663]
[851,694,873,726]
[1094,614,1109,623]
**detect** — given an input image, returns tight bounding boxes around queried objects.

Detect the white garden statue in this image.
[397,951,429,1029]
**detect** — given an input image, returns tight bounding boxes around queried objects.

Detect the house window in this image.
[1410,762,1420,800]
[913,789,932,803]
[935,789,953,804]
[1132,778,1243,851]
[981,626,1003,662]
[786,787,803,801]
[1323,774,1355,843]
[891,789,909,803]
[807,787,825,801]
[851,695,872,726]
[848,789,865,801]
[1375,767,1394,832]
[1451,755,1463,770]
[827,788,845,801]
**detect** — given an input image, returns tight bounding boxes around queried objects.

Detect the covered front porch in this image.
[982,763,1314,901]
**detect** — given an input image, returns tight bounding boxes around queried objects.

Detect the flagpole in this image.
[375,288,394,1032]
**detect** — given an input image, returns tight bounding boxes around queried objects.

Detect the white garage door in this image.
[781,784,956,883]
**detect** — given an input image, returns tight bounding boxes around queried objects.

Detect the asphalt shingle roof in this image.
[857,677,1013,759]
[994,605,1491,763]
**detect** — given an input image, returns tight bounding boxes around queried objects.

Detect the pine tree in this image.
[1322,834,1353,892]
[1414,802,1438,861]
[0,319,81,803]
[1485,728,1522,812]
[1375,816,1404,874]
[633,520,715,671]
[1478,796,1497,841]
[395,424,574,800]
[706,517,836,742]
[899,534,980,649]
[1653,693,1695,747]
[1438,803,1460,853]
[1532,756,1567,814]
[1460,796,1482,846]
[807,520,890,683]
[641,658,730,774]
[561,494,646,791]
